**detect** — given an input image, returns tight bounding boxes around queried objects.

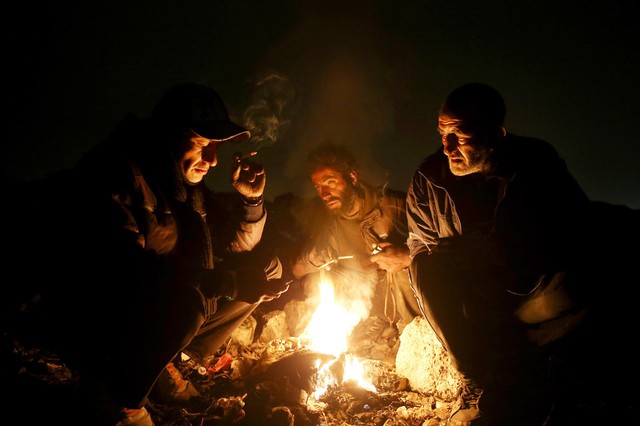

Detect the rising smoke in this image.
[243,72,295,152]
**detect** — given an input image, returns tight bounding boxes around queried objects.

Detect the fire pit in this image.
[158,331,459,426]
[2,274,463,426]
[146,272,464,425]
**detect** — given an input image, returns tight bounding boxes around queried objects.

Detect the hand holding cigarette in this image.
[231,151,265,200]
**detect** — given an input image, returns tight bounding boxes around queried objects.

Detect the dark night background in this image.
[3,0,639,208]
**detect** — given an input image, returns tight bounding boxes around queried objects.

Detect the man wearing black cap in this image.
[406,83,639,425]
[12,83,290,425]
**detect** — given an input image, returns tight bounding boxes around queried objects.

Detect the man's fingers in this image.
[231,161,242,183]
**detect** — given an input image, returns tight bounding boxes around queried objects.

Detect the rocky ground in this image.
[4,313,639,426]
[0,332,456,426]
[2,284,639,426]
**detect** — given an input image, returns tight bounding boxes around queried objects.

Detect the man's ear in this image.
[485,125,505,150]
[490,126,506,146]
[349,170,358,185]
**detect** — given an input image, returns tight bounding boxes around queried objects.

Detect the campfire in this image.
[184,270,466,425]
[298,270,377,399]
[5,270,464,426]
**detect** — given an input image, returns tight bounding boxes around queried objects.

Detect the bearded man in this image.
[292,143,420,359]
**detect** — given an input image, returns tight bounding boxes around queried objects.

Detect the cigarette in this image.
[240,151,258,160]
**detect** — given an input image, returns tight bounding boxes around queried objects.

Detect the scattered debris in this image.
[2,329,458,426]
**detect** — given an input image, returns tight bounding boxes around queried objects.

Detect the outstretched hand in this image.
[231,152,265,199]
[235,267,291,304]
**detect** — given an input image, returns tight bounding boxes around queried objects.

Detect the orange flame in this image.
[300,271,377,398]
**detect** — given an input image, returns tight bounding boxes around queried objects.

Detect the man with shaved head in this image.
[406,83,639,425]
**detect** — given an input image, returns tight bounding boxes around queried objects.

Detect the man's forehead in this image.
[438,113,467,128]
[438,115,462,125]
[438,105,497,132]
[310,167,341,181]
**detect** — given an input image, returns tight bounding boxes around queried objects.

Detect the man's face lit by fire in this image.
[175,130,225,184]
[438,112,497,176]
[310,167,358,216]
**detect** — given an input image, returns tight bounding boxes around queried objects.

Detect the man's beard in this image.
[327,184,357,216]
[449,148,492,176]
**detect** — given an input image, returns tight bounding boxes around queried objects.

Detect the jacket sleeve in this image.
[228,201,267,253]
[291,227,337,279]
[206,192,267,255]
[407,169,461,258]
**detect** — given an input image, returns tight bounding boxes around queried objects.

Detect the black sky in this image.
[3,0,639,208]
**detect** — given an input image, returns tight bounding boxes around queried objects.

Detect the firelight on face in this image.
[179,131,225,184]
[310,167,357,216]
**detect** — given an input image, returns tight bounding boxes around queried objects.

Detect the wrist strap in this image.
[241,195,264,207]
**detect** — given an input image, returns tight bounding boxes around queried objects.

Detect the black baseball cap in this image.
[151,83,250,143]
